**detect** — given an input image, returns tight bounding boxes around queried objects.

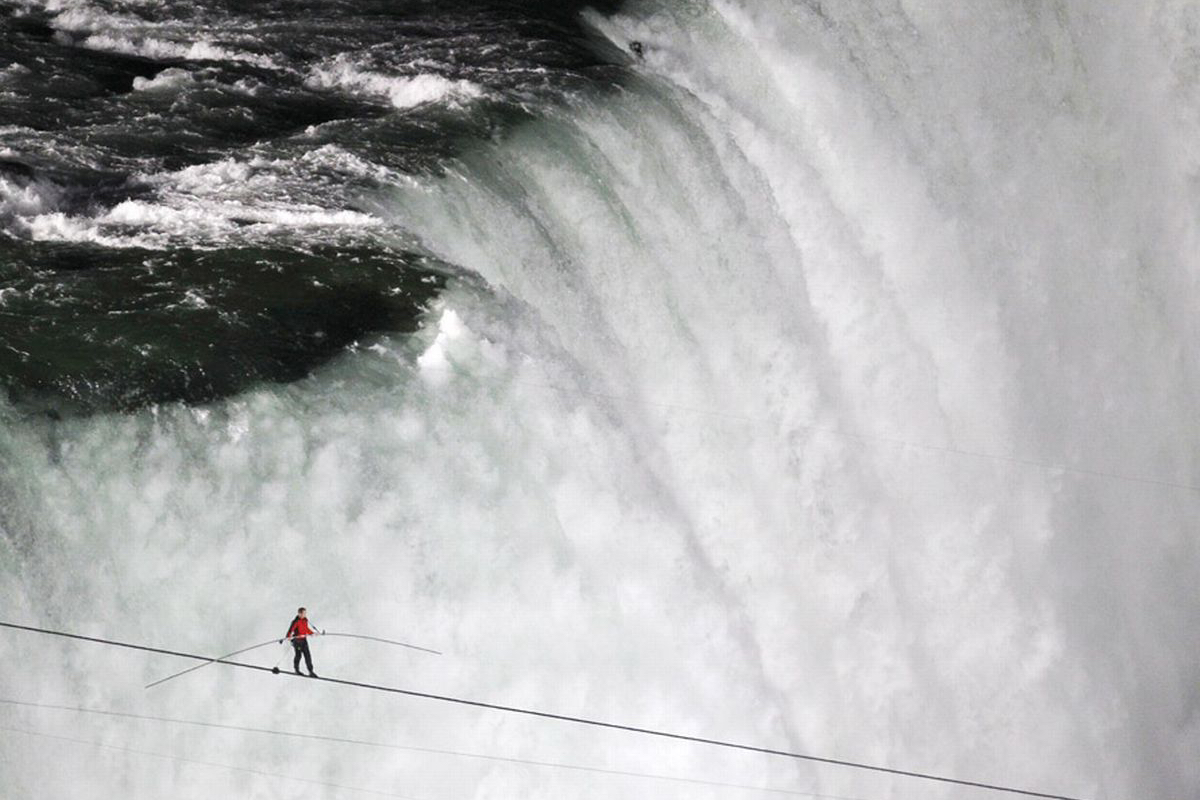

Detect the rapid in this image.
[1,1,1197,798]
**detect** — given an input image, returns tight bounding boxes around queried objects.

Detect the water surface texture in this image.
[1,1,1197,799]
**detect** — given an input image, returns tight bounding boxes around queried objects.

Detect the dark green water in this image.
[0,0,628,413]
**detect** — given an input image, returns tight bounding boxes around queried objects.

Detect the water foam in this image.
[80,33,276,69]
[8,156,384,248]
[2,2,1198,799]
[131,67,194,93]
[308,57,486,110]
[0,175,62,219]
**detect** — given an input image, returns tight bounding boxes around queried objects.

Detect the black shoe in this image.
[294,668,302,675]
[308,671,318,678]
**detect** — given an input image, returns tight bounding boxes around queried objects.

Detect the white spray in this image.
[1,2,1197,799]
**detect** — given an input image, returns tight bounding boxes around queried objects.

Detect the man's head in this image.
[298,607,307,618]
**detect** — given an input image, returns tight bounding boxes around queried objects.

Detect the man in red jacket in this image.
[282,607,320,677]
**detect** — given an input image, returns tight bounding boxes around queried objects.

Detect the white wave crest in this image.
[105,198,380,230]
[16,196,380,248]
[131,67,194,93]
[81,33,276,68]
[22,211,131,246]
[0,175,62,219]
[49,5,144,33]
[308,58,484,110]
[151,158,257,195]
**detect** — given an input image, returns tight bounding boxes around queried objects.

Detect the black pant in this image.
[293,638,313,673]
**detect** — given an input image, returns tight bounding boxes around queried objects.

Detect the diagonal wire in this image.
[147,632,439,689]
[0,620,1091,800]
[145,637,285,689]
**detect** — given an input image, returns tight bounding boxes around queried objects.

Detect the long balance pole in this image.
[145,631,440,689]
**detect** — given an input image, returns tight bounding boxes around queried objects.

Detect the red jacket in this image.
[286,616,314,640]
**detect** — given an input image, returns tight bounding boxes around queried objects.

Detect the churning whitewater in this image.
[1,1,1198,798]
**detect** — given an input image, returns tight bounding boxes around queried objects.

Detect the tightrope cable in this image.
[0,620,1090,800]
[146,637,287,689]
[145,631,439,689]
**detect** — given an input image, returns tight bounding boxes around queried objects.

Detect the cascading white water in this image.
[2,1,1197,799]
